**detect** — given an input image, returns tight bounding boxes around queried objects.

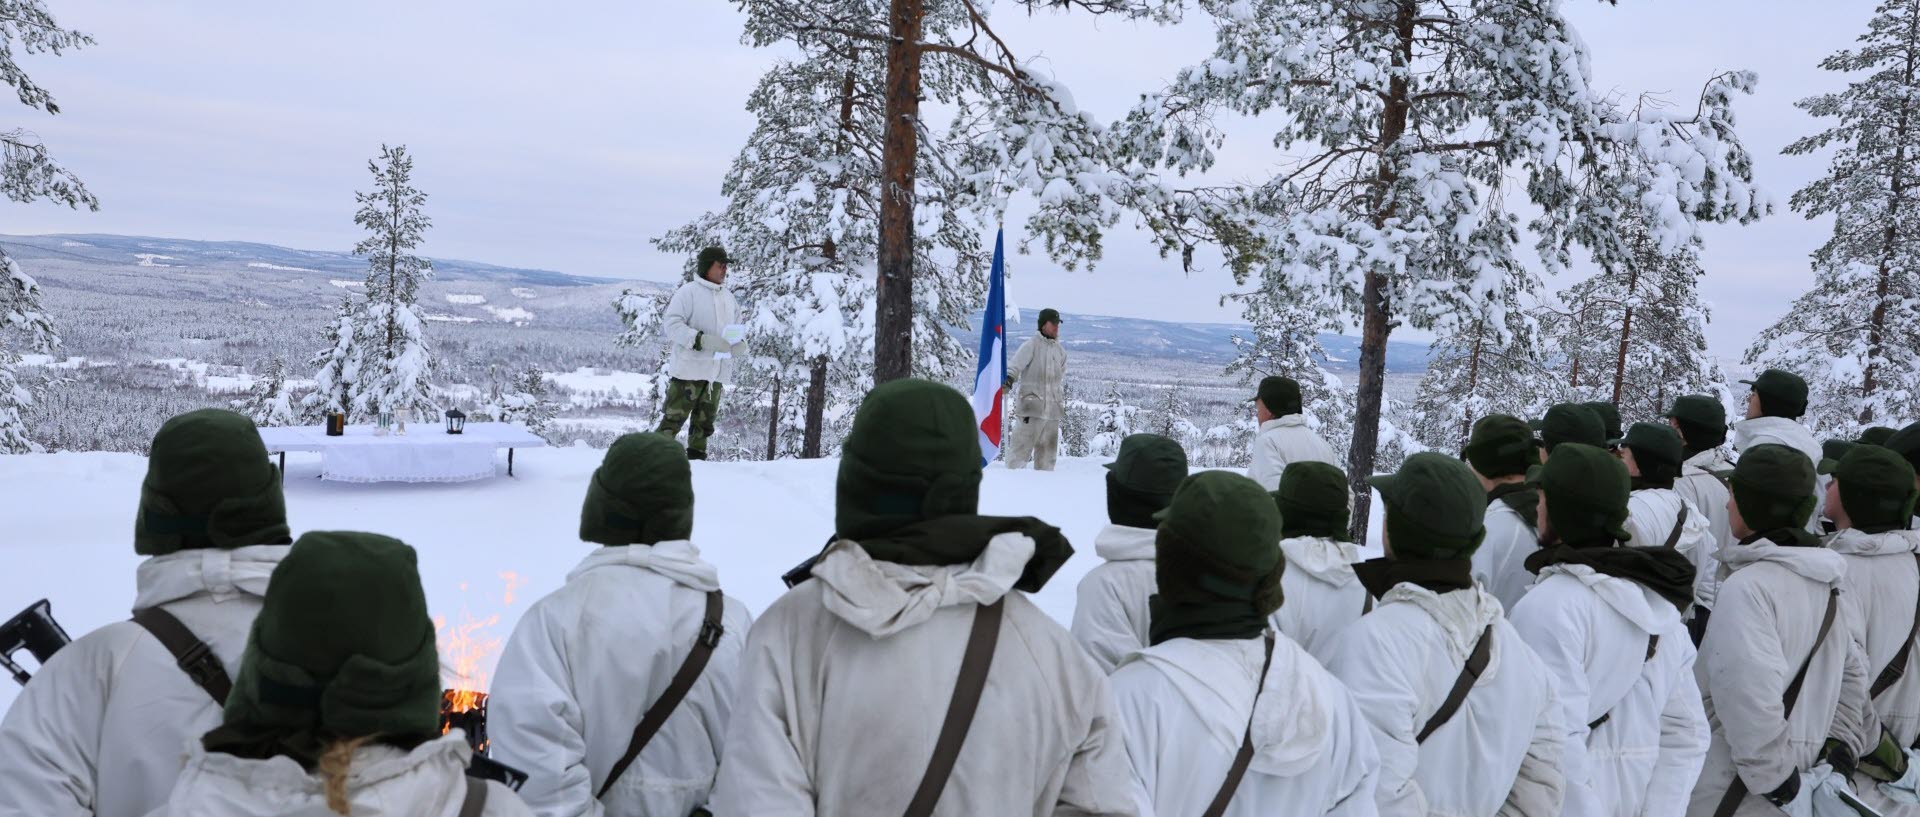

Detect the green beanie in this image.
[1742,369,1809,419]
[1860,426,1898,447]
[1464,414,1535,480]
[1539,404,1606,452]
[1831,446,1919,534]
[1105,434,1187,529]
[1037,307,1061,330]
[1368,452,1488,560]
[695,246,729,281]
[1154,471,1285,616]
[1664,395,1729,454]
[1820,439,1858,476]
[1276,461,1351,540]
[1529,443,1631,546]
[204,531,441,768]
[1257,376,1303,418]
[1582,401,1624,442]
[1888,422,1920,472]
[1616,422,1685,488]
[836,379,982,540]
[579,433,694,546]
[134,409,291,555]
[1730,443,1819,534]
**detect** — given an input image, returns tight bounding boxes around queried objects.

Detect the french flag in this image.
[971,229,1008,466]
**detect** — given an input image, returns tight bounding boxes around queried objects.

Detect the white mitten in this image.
[1880,749,1920,805]
[721,323,747,345]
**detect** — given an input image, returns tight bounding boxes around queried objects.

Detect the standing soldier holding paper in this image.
[657,246,749,460]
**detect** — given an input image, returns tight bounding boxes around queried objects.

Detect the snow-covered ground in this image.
[0,447,1382,713]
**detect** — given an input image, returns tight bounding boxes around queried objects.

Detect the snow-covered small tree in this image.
[1748,0,1920,434]
[1410,314,1562,455]
[350,144,436,416]
[233,357,299,427]
[1091,382,1137,456]
[0,2,96,453]
[479,365,556,436]
[1061,380,1091,458]
[307,296,360,417]
[1151,384,1193,441]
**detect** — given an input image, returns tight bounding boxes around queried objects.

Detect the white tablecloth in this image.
[256,423,547,484]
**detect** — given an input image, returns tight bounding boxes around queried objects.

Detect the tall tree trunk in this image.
[804,354,829,457]
[1458,320,1484,452]
[1611,264,1639,408]
[874,0,924,383]
[1862,8,1918,425]
[766,372,782,460]
[1347,0,1416,542]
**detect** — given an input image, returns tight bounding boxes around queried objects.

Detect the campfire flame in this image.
[434,572,525,753]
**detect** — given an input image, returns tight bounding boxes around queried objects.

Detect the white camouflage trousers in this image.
[1006,414,1060,471]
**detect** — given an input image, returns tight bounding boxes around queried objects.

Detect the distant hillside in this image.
[3,233,617,288]
[990,314,1432,372]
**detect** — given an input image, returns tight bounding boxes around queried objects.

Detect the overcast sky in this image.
[0,0,1868,358]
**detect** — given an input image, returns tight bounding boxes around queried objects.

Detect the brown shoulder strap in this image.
[1711,587,1840,817]
[1201,634,1277,817]
[1871,554,1920,700]
[1416,623,1494,744]
[597,590,726,801]
[130,607,231,705]
[1663,503,1691,549]
[457,777,488,817]
[901,599,1005,817]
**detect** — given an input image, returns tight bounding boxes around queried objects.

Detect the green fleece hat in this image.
[1833,446,1919,534]
[1665,395,1729,453]
[1529,443,1631,546]
[1465,414,1535,480]
[1105,434,1187,529]
[1583,401,1624,442]
[1861,427,1899,447]
[1730,443,1819,533]
[134,409,290,556]
[1539,403,1606,452]
[1820,439,1858,476]
[836,379,982,540]
[695,246,729,281]
[1742,369,1809,419]
[1616,422,1685,487]
[1037,307,1061,329]
[1256,376,1303,418]
[579,433,694,546]
[204,531,441,767]
[1889,422,1920,471]
[1368,452,1487,560]
[1276,461,1351,540]
[1154,471,1285,616]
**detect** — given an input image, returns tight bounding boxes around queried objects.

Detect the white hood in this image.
[1092,524,1157,562]
[1278,536,1360,588]
[133,544,290,610]
[1258,414,1311,433]
[564,539,720,591]
[1825,528,1920,557]
[1683,447,1734,475]
[1129,637,1330,778]
[1718,538,1847,585]
[1532,562,1661,634]
[1379,583,1507,673]
[164,733,482,817]
[1732,416,1820,463]
[811,534,1032,637]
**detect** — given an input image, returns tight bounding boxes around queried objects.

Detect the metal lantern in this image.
[445,407,466,435]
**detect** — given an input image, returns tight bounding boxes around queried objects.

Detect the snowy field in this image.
[0,445,1384,714]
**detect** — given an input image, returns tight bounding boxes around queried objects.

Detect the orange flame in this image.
[434,572,525,730]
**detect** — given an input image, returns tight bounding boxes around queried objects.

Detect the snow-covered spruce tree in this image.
[233,357,299,427]
[1749,0,1920,434]
[1091,382,1138,456]
[1060,380,1091,458]
[307,296,361,417]
[0,1,96,453]
[1409,315,1563,455]
[479,365,556,436]
[736,0,1164,384]
[1546,212,1725,424]
[1225,281,1355,460]
[1151,383,1193,440]
[350,144,436,417]
[1111,0,1768,537]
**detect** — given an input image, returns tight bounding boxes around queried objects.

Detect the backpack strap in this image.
[597,590,726,800]
[1871,553,1920,700]
[1416,623,1494,744]
[130,606,231,705]
[1663,503,1691,549]
[1587,635,1661,731]
[1200,634,1276,817]
[457,776,488,817]
[901,599,1005,817]
[1711,587,1840,817]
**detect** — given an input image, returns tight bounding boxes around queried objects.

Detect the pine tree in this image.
[1749,0,1920,434]
[307,296,360,417]
[233,357,299,427]
[351,144,436,416]
[1112,0,1769,537]
[1153,384,1191,441]
[0,2,95,454]
[1410,315,1562,454]
[1061,380,1091,458]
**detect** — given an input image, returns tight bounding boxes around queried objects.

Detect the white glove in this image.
[712,351,733,360]
[721,323,747,345]
[1803,763,1879,817]
[1880,749,1920,805]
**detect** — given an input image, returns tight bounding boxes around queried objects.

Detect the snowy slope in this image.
[0,447,1383,714]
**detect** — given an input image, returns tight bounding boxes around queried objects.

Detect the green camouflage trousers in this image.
[656,378,725,457]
